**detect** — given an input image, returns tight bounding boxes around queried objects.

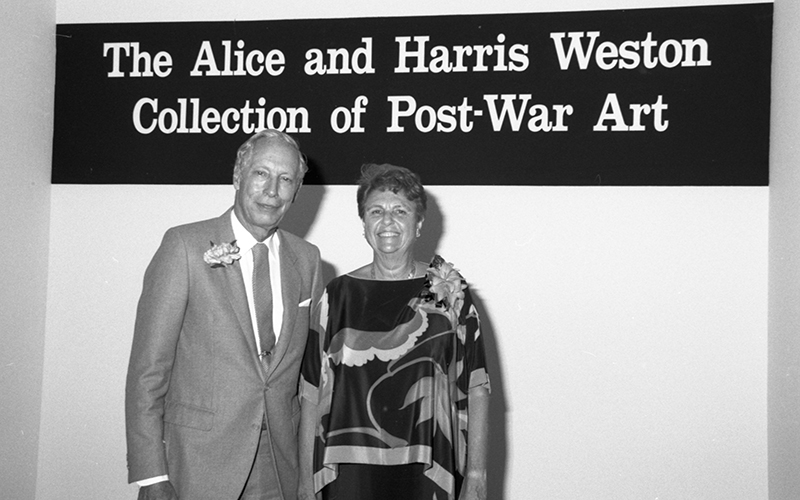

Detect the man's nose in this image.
[264,177,278,196]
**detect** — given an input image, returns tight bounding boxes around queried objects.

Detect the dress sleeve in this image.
[451,280,491,475]
[459,284,491,393]
[300,287,329,403]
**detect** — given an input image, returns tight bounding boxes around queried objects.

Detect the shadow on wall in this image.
[419,192,509,499]
[470,289,508,499]
[279,183,338,283]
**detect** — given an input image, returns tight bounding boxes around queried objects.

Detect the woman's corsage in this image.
[423,255,466,311]
[203,240,241,267]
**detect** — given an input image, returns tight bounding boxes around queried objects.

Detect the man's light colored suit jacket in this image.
[126,209,323,500]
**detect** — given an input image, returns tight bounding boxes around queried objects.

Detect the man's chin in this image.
[256,214,284,230]
[254,204,283,218]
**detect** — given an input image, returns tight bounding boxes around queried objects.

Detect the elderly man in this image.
[126,129,323,500]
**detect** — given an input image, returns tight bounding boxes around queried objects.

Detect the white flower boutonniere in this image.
[203,240,241,268]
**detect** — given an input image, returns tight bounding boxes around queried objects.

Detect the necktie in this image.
[252,243,276,357]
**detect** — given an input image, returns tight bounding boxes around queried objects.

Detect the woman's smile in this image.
[362,189,420,257]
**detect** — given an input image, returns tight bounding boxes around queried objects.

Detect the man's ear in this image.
[233,168,241,191]
[292,180,304,203]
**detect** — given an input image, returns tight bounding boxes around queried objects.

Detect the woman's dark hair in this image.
[356,163,427,221]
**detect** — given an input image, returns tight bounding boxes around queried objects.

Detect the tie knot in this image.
[253,242,269,261]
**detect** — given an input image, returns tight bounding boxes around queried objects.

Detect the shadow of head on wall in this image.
[416,189,443,263]
[278,156,326,241]
[278,181,339,283]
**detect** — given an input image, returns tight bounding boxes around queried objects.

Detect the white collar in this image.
[231,211,280,254]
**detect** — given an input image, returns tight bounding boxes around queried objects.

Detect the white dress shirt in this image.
[231,211,285,348]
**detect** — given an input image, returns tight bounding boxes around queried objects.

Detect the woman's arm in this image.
[459,385,490,500]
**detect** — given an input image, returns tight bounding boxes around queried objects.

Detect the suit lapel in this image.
[213,210,262,371]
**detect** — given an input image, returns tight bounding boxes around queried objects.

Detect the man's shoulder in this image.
[163,211,230,240]
[278,230,320,257]
[278,229,317,249]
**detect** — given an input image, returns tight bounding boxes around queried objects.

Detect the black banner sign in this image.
[53,3,772,185]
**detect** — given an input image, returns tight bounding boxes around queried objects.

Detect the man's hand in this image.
[138,481,178,500]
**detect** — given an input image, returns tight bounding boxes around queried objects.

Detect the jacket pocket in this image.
[163,400,214,431]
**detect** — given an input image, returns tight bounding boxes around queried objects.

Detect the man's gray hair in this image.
[233,129,308,181]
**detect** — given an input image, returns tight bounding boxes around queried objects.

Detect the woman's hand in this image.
[460,385,490,500]
[458,469,487,500]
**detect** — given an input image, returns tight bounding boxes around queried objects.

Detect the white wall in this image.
[35,1,774,499]
[0,0,54,498]
[40,183,769,499]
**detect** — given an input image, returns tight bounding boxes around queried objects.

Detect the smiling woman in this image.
[362,189,421,270]
[356,164,427,279]
[298,163,492,500]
